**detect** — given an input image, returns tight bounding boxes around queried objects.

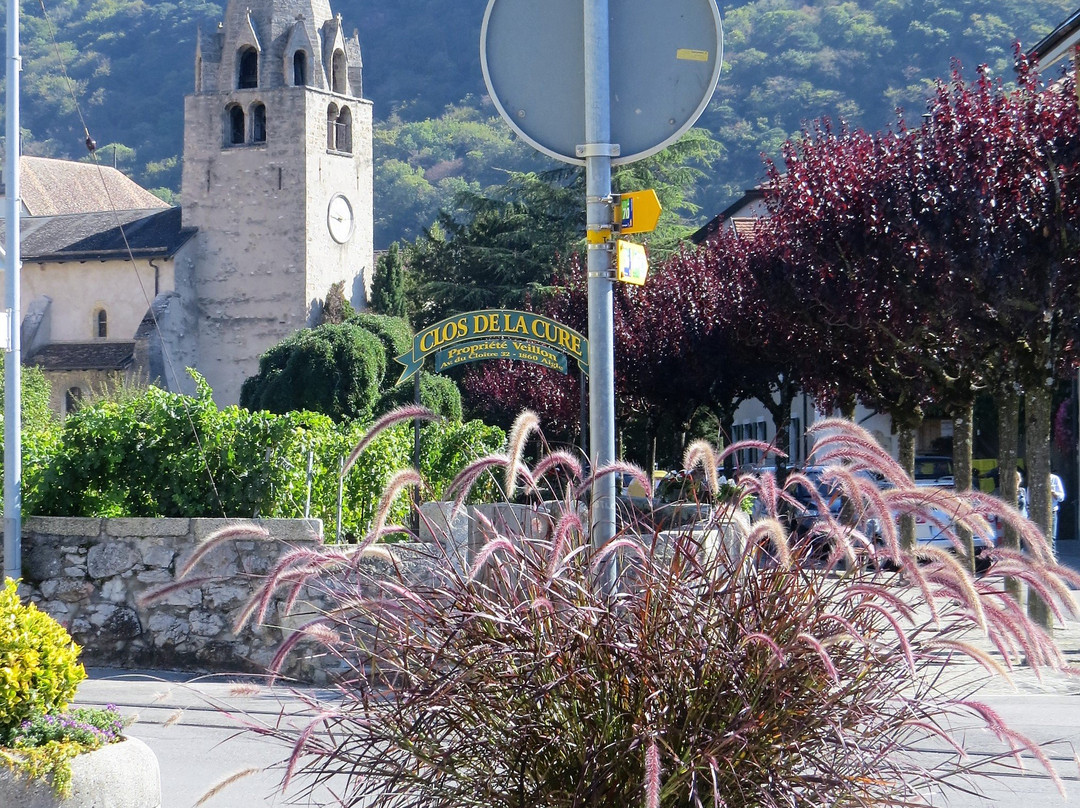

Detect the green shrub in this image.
[348,311,413,388]
[26,375,504,539]
[240,323,386,422]
[0,579,85,740]
[378,372,463,421]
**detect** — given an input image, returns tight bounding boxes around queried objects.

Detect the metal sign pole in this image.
[583,0,616,553]
[3,0,22,583]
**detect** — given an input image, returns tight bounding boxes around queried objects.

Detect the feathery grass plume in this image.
[644,737,661,808]
[177,523,272,580]
[716,439,781,468]
[683,439,720,496]
[746,518,791,568]
[926,639,1014,683]
[807,417,911,488]
[342,404,438,477]
[445,454,510,513]
[503,409,540,497]
[469,537,521,581]
[195,768,263,807]
[137,576,215,608]
[546,510,586,578]
[913,544,988,631]
[530,450,585,489]
[360,468,423,551]
[222,416,1080,808]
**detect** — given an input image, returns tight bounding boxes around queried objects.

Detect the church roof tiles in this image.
[17,207,197,263]
[14,157,170,217]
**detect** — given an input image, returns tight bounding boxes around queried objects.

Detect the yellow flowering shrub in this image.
[0,578,85,740]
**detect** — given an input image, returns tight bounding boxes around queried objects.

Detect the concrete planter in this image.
[0,736,161,808]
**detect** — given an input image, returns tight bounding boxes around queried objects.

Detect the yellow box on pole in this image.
[616,240,648,285]
[617,189,662,234]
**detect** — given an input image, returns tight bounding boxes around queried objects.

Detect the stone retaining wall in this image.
[0,504,561,684]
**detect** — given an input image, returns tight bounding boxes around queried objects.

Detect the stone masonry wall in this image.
[1,517,340,682]
[0,505,558,684]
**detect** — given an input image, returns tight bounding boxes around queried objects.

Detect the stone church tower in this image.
[180,0,373,405]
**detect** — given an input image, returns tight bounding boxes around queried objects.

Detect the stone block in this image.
[26,516,104,537]
[105,518,191,538]
[140,542,179,569]
[54,579,94,603]
[24,538,65,583]
[189,610,225,638]
[102,606,143,640]
[88,542,140,579]
[101,577,128,603]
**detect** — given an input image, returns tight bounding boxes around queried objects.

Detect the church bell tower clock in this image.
[180,0,374,405]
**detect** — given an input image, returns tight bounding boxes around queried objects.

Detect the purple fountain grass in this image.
[166,412,1080,807]
[341,405,439,477]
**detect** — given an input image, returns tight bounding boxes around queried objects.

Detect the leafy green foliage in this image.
[0,579,85,740]
[405,171,583,326]
[240,323,386,423]
[379,373,463,422]
[20,376,503,539]
[347,312,413,388]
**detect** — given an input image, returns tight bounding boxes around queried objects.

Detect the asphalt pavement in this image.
[71,538,1080,808]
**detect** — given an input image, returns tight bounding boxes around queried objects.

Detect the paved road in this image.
[71,538,1080,807]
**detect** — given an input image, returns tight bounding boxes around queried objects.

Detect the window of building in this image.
[331,50,346,94]
[292,51,307,86]
[65,387,83,416]
[732,420,768,469]
[326,103,339,150]
[95,309,107,338]
[238,47,259,89]
[251,103,266,143]
[227,104,245,145]
[335,106,352,154]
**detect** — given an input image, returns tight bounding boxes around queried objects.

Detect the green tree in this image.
[240,323,386,423]
[370,244,409,318]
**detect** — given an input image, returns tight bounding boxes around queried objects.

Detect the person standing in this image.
[1051,472,1066,548]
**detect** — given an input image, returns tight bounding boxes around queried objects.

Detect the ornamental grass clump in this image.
[190,412,1079,807]
[0,578,125,796]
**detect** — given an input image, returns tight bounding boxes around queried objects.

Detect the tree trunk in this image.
[646,415,659,484]
[1026,385,1053,628]
[898,424,917,551]
[952,401,975,576]
[997,383,1021,602]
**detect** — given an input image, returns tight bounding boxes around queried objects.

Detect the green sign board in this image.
[435,339,569,374]
[396,309,588,382]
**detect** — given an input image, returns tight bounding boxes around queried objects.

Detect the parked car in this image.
[913,455,954,486]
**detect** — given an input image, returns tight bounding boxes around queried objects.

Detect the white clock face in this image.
[327,194,354,243]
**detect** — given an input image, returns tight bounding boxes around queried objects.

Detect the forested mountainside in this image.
[5,0,1075,247]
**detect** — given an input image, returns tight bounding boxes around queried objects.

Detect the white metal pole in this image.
[3,0,22,582]
[583,0,616,553]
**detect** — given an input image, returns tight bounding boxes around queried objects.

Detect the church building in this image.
[2,0,374,410]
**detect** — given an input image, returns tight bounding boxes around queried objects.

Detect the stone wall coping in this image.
[24,516,105,537]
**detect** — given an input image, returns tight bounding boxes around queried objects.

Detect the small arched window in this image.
[292,51,307,86]
[251,103,266,143]
[331,50,346,94]
[238,46,259,89]
[336,106,352,154]
[227,104,245,145]
[95,309,107,338]
[327,103,339,150]
[65,387,83,416]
